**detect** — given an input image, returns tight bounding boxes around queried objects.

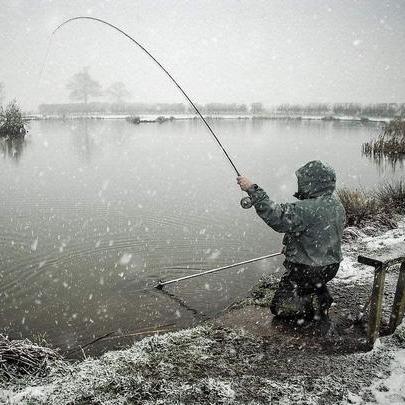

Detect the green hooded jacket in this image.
[248,160,346,266]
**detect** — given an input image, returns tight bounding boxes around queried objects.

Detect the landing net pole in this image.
[155,252,283,289]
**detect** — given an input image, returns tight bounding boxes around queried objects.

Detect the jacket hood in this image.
[294,160,336,199]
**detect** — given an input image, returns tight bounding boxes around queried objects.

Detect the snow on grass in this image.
[371,349,405,404]
[0,326,258,404]
[336,218,405,285]
[2,322,405,404]
[349,322,405,404]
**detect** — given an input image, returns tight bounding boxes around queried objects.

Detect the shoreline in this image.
[1,217,405,403]
[23,113,393,124]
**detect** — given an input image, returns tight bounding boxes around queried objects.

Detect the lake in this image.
[0,118,402,355]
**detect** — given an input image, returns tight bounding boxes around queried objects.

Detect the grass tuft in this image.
[0,334,60,379]
[374,180,405,213]
[338,180,405,228]
[337,188,380,227]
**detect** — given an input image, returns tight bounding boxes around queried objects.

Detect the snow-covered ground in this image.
[337,218,405,285]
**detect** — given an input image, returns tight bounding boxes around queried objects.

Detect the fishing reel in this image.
[240,196,253,209]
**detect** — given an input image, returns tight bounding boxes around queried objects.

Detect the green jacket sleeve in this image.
[248,185,306,234]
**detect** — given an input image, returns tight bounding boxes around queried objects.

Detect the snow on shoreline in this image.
[1,220,405,404]
[336,219,405,285]
[1,323,405,404]
[24,113,392,123]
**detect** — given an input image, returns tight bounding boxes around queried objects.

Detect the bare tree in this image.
[107,82,131,104]
[66,68,102,105]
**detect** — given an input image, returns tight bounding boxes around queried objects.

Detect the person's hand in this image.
[237,176,254,192]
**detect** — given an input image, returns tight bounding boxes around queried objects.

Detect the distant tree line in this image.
[38,102,187,115]
[39,101,404,117]
[40,69,405,118]
[38,102,259,115]
[37,68,263,115]
[271,103,405,118]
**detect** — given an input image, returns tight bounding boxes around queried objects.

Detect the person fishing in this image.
[51,20,344,316]
[237,160,345,320]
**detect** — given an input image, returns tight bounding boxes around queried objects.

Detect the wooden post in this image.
[389,262,405,333]
[358,242,405,346]
[367,264,387,345]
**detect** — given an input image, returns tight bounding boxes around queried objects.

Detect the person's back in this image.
[237,160,345,319]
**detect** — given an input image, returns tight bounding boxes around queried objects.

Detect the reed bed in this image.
[0,101,26,138]
[363,119,405,157]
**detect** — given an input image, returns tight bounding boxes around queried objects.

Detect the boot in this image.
[313,289,333,320]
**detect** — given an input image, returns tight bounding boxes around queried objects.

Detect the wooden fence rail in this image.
[358,241,405,346]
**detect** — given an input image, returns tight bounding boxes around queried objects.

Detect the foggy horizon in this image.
[1,0,405,110]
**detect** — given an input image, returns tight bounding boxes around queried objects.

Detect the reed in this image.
[362,119,405,156]
[0,100,26,138]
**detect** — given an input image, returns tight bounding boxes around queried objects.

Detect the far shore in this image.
[23,113,393,124]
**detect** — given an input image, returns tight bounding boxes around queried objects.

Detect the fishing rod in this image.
[51,17,242,176]
[155,251,283,289]
[50,17,255,208]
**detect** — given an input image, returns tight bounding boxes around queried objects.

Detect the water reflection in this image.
[362,150,405,173]
[0,136,26,162]
[70,120,96,162]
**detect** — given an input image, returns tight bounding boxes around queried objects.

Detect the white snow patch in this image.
[336,256,373,284]
[370,349,405,404]
[3,385,55,404]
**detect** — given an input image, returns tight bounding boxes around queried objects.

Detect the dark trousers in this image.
[270,261,339,317]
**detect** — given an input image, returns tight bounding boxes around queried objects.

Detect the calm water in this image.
[0,118,402,354]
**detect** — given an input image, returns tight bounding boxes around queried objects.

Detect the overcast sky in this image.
[1,0,404,110]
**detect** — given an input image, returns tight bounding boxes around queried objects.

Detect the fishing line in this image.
[48,16,241,177]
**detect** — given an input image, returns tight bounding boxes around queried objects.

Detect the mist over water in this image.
[0,118,402,354]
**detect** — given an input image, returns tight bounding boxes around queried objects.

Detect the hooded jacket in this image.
[248,160,346,266]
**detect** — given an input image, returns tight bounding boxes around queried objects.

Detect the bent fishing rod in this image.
[50,16,254,209]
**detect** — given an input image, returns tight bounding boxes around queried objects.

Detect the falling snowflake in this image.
[119,253,132,265]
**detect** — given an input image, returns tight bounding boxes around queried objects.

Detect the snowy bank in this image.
[1,321,405,404]
[1,220,405,404]
[338,218,405,285]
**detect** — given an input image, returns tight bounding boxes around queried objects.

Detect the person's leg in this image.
[313,263,340,316]
[270,270,295,316]
[271,262,314,318]
[291,266,316,318]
